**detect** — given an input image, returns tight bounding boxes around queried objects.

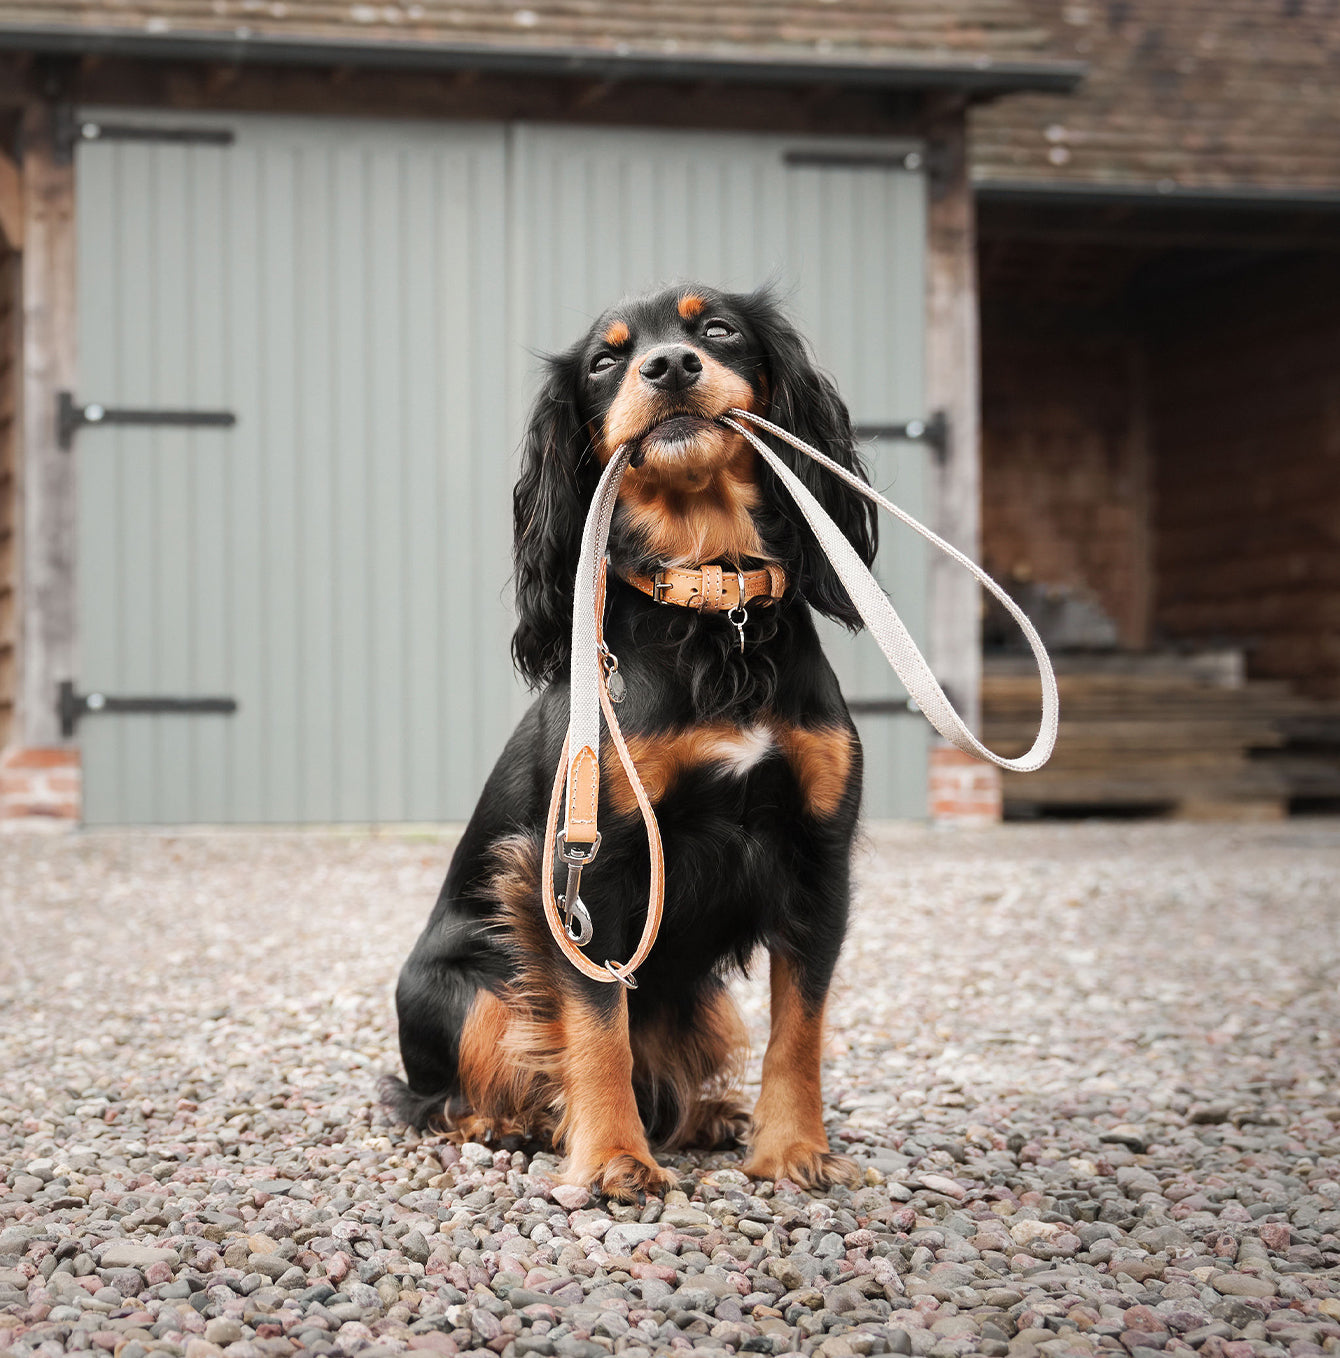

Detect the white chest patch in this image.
[707,724,775,776]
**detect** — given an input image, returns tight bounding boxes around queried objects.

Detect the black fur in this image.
[389,284,874,1164]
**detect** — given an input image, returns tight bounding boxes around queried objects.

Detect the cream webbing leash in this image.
[542,413,1059,985]
[722,410,1059,772]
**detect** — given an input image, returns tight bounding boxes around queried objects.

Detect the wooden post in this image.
[924,113,982,732]
[924,111,1000,822]
[16,99,77,752]
[0,147,21,253]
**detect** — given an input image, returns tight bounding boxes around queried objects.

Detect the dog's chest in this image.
[604,718,854,821]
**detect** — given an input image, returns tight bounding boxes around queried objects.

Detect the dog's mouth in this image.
[628,411,726,468]
[642,412,714,443]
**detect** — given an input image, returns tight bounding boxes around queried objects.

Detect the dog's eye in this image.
[590,354,618,374]
[703,320,736,339]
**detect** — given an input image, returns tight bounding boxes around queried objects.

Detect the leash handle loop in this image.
[721,409,1058,773]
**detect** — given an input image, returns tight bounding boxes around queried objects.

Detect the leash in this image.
[541,411,1060,986]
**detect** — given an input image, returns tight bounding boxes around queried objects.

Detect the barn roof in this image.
[0,1,1082,94]
[972,0,1340,196]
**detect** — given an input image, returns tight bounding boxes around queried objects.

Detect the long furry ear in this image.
[511,353,596,687]
[739,290,878,629]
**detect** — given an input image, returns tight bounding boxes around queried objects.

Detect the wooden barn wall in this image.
[979,313,1151,647]
[1150,254,1340,700]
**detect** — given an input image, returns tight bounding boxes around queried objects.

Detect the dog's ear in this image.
[511,352,597,687]
[741,291,878,630]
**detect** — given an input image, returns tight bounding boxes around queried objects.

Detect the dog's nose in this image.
[639,344,703,392]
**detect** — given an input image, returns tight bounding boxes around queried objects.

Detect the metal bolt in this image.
[80,122,102,141]
[903,151,923,171]
[84,404,105,423]
[905,419,926,440]
[86,693,106,711]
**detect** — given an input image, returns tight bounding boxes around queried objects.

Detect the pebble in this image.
[1,824,1338,1358]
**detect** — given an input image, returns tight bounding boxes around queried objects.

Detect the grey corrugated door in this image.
[76,112,514,823]
[510,126,930,817]
[76,115,929,823]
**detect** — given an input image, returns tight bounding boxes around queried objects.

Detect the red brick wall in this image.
[929,746,1002,826]
[980,316,1152,647]
[1,746,81,820]
[1150,255,1340,699]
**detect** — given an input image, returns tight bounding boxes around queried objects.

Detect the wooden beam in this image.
[61,54,922,137]
[923,115,983,731]
[15,99,77,748]
[0,147,20,251]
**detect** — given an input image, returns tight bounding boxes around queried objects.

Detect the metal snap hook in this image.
[563,895,594,946]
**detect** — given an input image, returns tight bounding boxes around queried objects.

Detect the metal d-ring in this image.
[604,960,638,989]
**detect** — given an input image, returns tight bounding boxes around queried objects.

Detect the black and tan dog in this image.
[385,284,878,1199]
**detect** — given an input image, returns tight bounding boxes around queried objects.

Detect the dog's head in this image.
[512,284,877,687]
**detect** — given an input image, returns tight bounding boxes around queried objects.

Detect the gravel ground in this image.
[2,821,1339,1358]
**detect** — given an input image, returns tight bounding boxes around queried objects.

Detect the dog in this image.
[385,283,878,1199]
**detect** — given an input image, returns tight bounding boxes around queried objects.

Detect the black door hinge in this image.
[58,391,236,450]
[58,114,235,159]
[854,411,948,461]
[59,681,238,738]
[783,149,926,173]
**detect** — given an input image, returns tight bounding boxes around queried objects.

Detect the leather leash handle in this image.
[722,409,1058,773]
[541,664,666,986]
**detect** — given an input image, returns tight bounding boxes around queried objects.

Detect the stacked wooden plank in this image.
[983,651,1340,819]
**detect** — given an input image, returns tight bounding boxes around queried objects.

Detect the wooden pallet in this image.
[983,651,1340,819]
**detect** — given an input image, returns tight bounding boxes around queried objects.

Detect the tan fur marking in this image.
[597,340,767,563]
[454,836,568,1143]
[556,990,677,1200]
[603,319,630,348]
[617,453,768,565]
[775,723,855,819]
[603,723,772,816]
[602,347,754,455]
[677,292,707,320]
[745,953,858,1189]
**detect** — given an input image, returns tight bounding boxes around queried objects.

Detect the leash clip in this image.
[556,830,601,946]
[728,570,748,653]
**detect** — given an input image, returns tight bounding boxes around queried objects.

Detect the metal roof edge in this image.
[0,24,1086,95]
[976,179,1340,211]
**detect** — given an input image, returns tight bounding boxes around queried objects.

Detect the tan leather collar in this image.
[619,563,787,613]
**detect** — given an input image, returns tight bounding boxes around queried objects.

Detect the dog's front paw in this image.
[565,1150,678,1203]
[744,1140,860,1190]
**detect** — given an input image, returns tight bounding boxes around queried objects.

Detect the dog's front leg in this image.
[745,950,858,1189]
[557,985,678,1201]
